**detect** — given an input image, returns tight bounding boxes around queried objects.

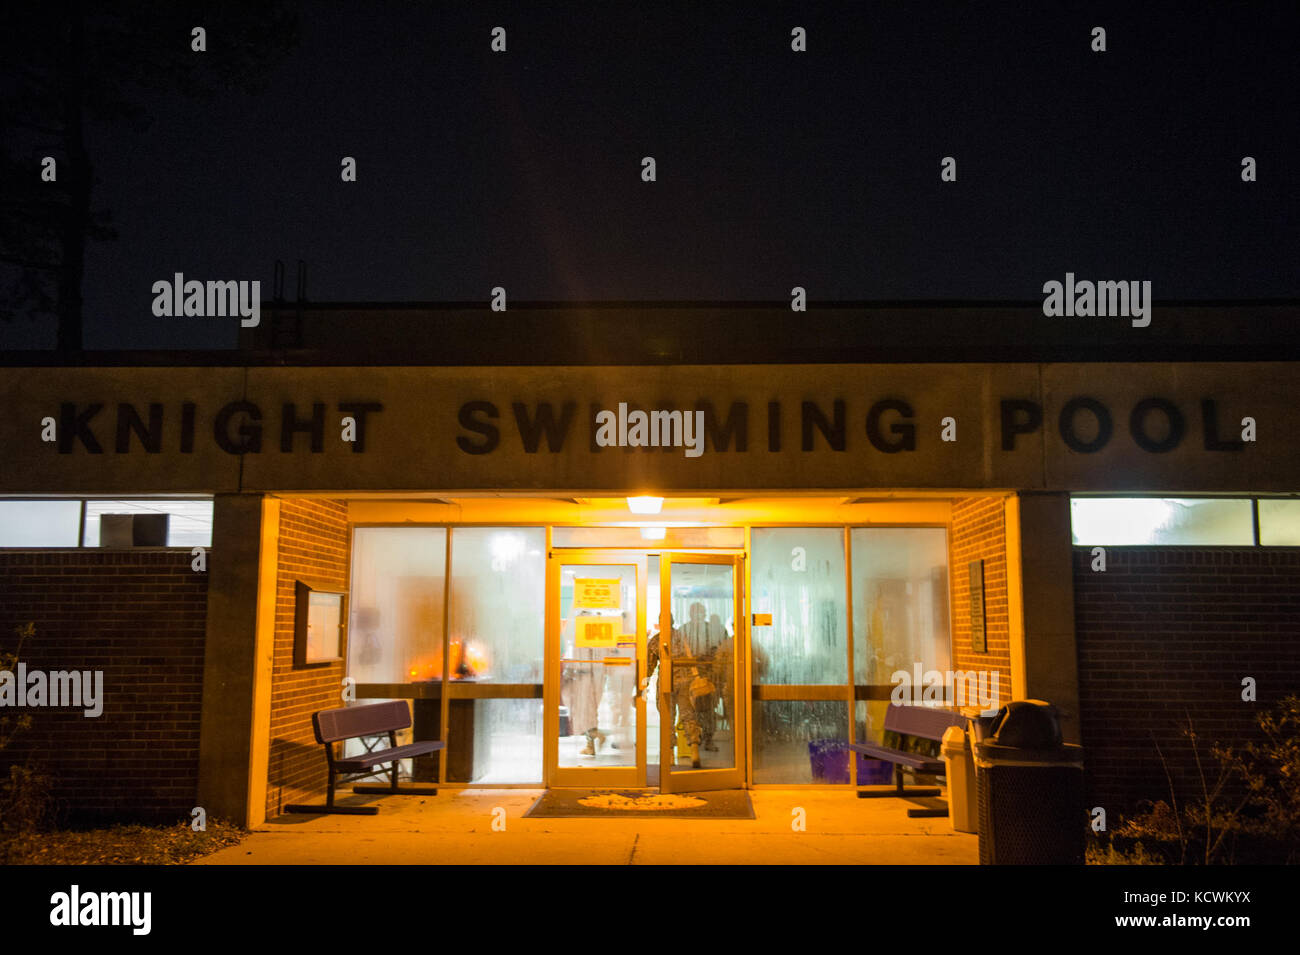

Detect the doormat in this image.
[524,789,755,819]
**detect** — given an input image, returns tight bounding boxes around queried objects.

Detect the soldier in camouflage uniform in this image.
[646,604,717,768]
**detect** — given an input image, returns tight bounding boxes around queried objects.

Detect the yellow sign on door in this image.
[573,578,621,609]
[575,617,618,647]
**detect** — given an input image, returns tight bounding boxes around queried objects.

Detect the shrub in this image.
[1092,696,1300,865]
[0,623,53,858]
[1214,694,1300,864]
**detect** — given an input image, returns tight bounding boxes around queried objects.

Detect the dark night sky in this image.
[3,1,1298,350]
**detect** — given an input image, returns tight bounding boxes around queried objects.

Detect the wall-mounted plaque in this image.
[295,580,347,667]
[969,560,986,653]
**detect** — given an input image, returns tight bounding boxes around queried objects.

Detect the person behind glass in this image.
[568,604,636,757]
[713,616,767,736]
[675,602,719,763]
[702,613,727,743]
[563,634,605,755]
[559,610,601,756]
[646,616,702,766]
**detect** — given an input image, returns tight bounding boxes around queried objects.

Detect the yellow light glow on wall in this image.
[626,496,664,514]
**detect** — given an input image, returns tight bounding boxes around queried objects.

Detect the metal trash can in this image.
[975,700,1084,864]
[940,724,978,833]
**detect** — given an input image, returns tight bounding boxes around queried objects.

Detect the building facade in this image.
[2,303,1298,827]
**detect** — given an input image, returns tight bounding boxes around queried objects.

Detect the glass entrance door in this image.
[658,554,745,793]
[546,554,646,787]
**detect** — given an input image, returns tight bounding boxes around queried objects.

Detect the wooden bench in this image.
[850,705,967,816]
[285,700,445,815]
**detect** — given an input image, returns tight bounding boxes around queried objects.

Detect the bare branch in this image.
[0,254,61,271]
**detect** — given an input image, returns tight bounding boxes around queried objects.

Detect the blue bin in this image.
[855,753,895,785]
[808,739,895,784]
[808,739,851,784]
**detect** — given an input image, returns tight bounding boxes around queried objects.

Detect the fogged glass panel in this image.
[348,527,446,685]
[449,528,544,683]
[83,498,213,546]
[558,564,637,768]
[1070,498,1253,545]
[855,700,891,745]
[0,500,82,546]
[467,698,543,784]
[1259,499,1300,546]
[753,700,850,784]
[664,561,736,773]
[750,528,848,684]
[852,527,951,685]
[553,525,744,549]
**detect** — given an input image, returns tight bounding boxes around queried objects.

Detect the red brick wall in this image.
[1073,547,1300,815]
[949,496,1014,702]
[266,499,350,816]
[0,550,207,824]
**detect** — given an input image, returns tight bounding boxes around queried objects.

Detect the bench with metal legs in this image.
[849,705,967,818]
[285,700,445,815]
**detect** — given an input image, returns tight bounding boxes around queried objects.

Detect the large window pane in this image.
[753,700,850,784]
[469,698,543,784]
[1259,499,1300,546]
[0,500,81,546]
[348,527,446,685]
[750,528,848,684]
[83,498,213,547]
[448,527,545,683]
[1070,497,1253,545]
[852,527,951,685]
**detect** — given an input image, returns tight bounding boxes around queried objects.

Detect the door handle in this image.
[633,676,652,701]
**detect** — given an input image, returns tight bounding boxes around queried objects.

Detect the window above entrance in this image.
[552,525,744,549]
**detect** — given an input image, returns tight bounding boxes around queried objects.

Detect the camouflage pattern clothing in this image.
[646,628,716,763]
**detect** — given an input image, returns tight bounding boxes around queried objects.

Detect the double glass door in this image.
[546,550,744,791]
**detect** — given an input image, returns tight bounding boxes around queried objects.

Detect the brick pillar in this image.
[196,494,278,827]
[1012,491,1082,744]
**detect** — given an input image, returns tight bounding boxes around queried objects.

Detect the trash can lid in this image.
[985,699,1063,749]
[975,740,1084,766]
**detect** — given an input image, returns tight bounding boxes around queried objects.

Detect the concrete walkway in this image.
[198,789,978,865]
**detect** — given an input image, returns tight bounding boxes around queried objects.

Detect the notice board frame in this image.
[969,559,986,653]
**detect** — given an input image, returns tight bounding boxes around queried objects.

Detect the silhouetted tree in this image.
[0,1,297,351]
